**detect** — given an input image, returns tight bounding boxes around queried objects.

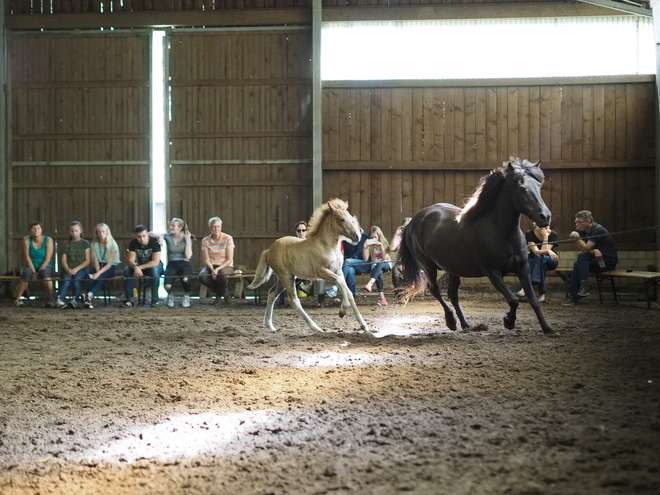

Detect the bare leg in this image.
[15,281,28,301]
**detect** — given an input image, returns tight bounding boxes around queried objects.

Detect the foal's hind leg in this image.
[278,275,324,333]
[423,267,458,331]
[264,282,286,332]
[447,275,470,330]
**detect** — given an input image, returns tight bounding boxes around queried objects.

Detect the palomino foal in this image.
[248,199,369,333]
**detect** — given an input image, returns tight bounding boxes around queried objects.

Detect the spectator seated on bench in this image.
[124,225,163,307]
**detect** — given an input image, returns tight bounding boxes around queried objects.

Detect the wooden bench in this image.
[553,267,660,309]
[2,271,261,306]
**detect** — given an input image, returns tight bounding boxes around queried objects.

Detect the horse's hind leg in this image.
[423,267,458,331]
[264,282,285,332]
[279,276,324,333]
[447,275,470,330]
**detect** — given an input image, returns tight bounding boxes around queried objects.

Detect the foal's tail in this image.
[247,250,273,289]
[397,230,425,303]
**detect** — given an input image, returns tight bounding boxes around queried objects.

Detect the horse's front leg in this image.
[484,271,519,330]
[319,268,369,332]
[279,275,324,333]
[515,270,556,336]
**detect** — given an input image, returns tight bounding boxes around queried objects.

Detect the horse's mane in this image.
[457,158,544,225]
[307,198,349,237]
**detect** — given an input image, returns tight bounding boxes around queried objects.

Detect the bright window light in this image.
[151,30,167,233]
[322,17,655,80]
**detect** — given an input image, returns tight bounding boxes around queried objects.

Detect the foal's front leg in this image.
[319,268,369,332]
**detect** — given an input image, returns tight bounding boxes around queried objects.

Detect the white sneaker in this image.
[166,292,174,308]
[182,295,191,308]
[56,299,67,309]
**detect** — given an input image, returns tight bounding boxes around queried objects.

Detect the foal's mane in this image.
[307,198,349,237]
[457,158,543,225]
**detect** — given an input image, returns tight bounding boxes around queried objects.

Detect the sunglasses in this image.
[296,229,307,233]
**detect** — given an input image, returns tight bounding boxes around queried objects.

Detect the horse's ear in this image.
[507,162,515,171]
[534,160,542,168]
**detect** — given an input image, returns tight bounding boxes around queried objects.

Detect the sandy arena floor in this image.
[0,292,659,495]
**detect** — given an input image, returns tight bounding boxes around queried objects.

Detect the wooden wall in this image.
[168,30,312,269]
[322,78,656,248]
[8,33,151,268]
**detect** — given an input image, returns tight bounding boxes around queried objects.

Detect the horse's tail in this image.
[247,250,273,289]
[397,229,425,303]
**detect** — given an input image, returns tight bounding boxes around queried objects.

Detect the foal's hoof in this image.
[503,316,516,330]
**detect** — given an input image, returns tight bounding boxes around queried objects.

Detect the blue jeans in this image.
[342,258,371,296]
[370,261,392,292]
[528,255,558,295]
[87,264,117,296]
[59,268,90,302]
[568,253,617,296]
[124,262,163,301]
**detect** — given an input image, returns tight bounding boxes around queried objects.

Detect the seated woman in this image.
[199,216,235,304]
[14,222,56,307]
[152,218,194,308]
[362,226,393,307]
[516,223,559,303]
[85,223,120,308]
[57,221,91,309]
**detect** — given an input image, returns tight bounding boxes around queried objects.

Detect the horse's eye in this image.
[340,218,346,222]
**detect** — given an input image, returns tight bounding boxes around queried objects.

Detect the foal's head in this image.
[308,198,361,243]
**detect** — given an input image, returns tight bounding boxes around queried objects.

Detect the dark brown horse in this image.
[398,158,555,335]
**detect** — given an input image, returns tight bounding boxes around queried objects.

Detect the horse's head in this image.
[506,158,551,227]
[308,198,361,244]
[328,200,362,244]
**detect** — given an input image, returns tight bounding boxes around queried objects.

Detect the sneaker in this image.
[150,300,159,308]
[83,298,93,309]
[562,296,577,306]
[124,299,135,307]
[56,300,67,309]
[67,300,80,309]
[577,287,590,298]
[378,296,388,306]
[14,299,25,307]
[325,285,338,297]
[45,300,57,309]
[182,295,191,308]
[364,283,373,293]
[166,292,174,308]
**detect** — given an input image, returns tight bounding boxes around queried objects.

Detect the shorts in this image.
[21,266,53,281]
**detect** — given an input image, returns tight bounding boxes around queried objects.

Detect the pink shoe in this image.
[379,297,388,306]
[364,283,372,292]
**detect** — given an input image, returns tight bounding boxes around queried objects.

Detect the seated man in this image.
[563,210,618,306]
[336,219,370,297]
[124,224,163,307]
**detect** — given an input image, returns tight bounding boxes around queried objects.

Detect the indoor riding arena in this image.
[0,2,659,495]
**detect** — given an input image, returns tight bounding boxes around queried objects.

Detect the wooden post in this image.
[0,4,7,274]
[312,1,322,208]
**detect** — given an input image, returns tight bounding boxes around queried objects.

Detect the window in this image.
[322,17,654,80]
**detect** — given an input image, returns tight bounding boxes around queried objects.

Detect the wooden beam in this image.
[576,0,651,17]
[322,3,634,22]
[324,75,655,90]
[322,159,655,171]
[6,9,311,30]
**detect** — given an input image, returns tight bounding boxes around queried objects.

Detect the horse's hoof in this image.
[339,311,346,318]
[543,326,558,336]
[503,317,515,330]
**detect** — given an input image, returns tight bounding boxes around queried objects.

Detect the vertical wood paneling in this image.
[169,30,312,269]
[323,80,655,244]
[8,34,150,266]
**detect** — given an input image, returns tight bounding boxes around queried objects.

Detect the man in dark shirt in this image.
[563,210,618,306]
[124,224,163,307]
